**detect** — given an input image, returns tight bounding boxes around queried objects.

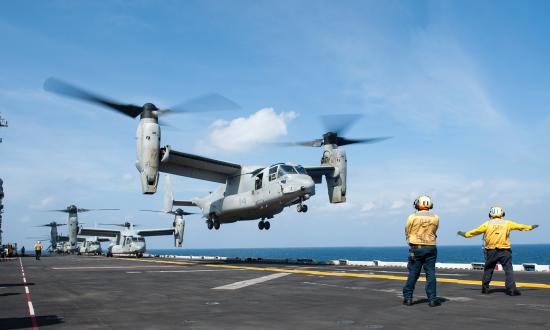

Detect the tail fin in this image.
[163,175,174,213]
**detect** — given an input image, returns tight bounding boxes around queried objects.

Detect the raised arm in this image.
[458,222,488,238]
[507,221,538,232]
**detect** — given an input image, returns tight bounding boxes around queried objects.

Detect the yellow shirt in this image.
[34,244,42,251]
[465,219,534,249]
[405,211,439,245]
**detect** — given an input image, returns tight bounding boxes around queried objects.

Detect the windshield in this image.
[295,166,307,174]
[278,165,297,177]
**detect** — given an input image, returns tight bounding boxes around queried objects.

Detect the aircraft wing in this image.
[159,146,242,183]
[79,227,120,237]
[57,235,69,242]
[137,228,175,237]
[173,199,197,207]
[305,166,336,184]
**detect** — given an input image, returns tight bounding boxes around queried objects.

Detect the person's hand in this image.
[531,224,539,229]
[457,231,467,237]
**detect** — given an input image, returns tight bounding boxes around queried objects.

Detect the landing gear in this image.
[207,215,221,230]
[297,204,308,213]
[258,220,270,230]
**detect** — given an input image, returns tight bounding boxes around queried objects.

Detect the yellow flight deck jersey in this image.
[465,219,534,249]
[405,211,440,246]
[34,244,42,251]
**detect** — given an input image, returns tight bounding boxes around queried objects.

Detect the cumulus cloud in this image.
[196,108,297,153]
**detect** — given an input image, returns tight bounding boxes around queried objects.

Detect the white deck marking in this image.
[28,302,35,316]
[52,265,181,270]
[213,272,291,290]
[146,269,236,273]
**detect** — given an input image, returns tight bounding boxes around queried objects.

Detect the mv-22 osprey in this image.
[45,78,389,231]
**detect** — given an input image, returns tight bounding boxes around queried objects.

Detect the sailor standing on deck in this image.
[457,206,539,296]
[403,195,440,307]
[34,241,43,260]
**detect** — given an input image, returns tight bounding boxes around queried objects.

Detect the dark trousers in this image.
[403,246,437,301]
[35,250,41,260]
[483,249,516,290]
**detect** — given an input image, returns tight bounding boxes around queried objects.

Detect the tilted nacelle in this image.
[173,216,185,247]
[136,118,160,194]
[321,146,347,203]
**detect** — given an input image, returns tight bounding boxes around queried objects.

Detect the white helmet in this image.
[414,195,433,210]
[489,206,505,219]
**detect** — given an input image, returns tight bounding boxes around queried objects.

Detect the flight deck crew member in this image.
[403,195,440,307]
[457,206,539,296]
[34,241,43,260]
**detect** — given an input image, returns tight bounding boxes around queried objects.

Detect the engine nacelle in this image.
[173,216,185,247]
[136,118,160,194]
[321,146,347,203]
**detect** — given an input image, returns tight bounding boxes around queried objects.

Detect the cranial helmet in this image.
[414,195,433,210]
[489,206,505,219]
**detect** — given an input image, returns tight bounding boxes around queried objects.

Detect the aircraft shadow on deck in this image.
[0,315,64,329]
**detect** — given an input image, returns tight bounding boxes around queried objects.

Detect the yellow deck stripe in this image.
[107,257,550,289]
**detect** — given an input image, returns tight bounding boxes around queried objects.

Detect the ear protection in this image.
[414,195,433,210]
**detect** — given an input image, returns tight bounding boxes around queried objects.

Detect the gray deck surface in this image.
[2,255,550,329]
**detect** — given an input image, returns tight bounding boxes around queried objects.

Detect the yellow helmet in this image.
[414,195,433,210]
[489,206,505,219]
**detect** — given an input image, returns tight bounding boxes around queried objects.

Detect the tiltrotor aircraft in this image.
[139,208,195,247]
[34,221,68,252]
[47,205,118,253]
[78,221,180,257]
[78,237,111,255]
[44,78,389,231]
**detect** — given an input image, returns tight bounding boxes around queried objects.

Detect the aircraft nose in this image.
[299,176,315,195]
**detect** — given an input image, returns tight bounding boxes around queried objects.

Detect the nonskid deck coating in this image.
[2,255,550,329]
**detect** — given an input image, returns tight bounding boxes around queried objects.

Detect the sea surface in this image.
[149,244,550,264]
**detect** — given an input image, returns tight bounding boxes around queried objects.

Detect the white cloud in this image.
[196,108,297,153]
[31,196,55,209]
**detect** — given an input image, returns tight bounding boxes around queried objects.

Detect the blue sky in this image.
[1,0,549,249]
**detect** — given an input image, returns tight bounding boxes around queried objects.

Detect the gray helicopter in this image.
[79,221,181,257]
[44,79,389,231]
[47,205,119,253]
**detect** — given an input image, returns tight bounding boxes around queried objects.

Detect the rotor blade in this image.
[320,114,363,135]
[43,77,143,118]
[139,209,196,216]
[45,209,69,213]
[336,136,392,146]
[276,139,324,147]
[77,208,120,213]
[161,93,240,115]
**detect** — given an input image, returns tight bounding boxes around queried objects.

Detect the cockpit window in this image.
[295,166,307,174]
[132,237,144,242]
[278,165,297,177]
[269,166,278,181]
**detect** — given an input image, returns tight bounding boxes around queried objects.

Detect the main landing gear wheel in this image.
[264,221,271,230]
[258,221,265,230]
[207,220,214,230]
[297,204,308,213]
[214,221,220,230]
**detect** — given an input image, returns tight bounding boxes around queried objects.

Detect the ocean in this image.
[149,244,550,264]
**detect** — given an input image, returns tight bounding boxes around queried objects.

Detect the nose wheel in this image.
[258,220,270,230]
[297,204,308,213]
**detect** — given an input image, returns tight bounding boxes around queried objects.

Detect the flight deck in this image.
[2,255,550,329]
